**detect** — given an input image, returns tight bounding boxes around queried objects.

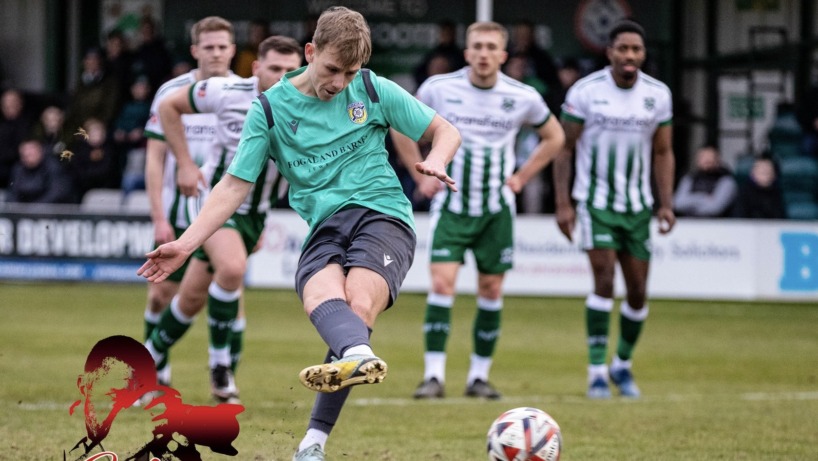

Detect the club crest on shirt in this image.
[347,101,368,124]
[644,97,655,111]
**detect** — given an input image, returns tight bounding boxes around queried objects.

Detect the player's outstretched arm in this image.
[414,114,461,192]
[138,174,253,282]
[159,84,204,197]
[553,119,583,242]
[507,115,566,193]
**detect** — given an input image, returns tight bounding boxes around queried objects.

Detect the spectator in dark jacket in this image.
[30,105,68,157]
[674,145,738,217]
[412,20,466,89]
[131,17,173,93]
[64,47,122,134]
[7,138,73,204]
[65,117,116,203]
[0,88,31,188]
[733,157,787,219]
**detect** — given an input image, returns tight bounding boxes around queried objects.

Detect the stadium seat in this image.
[80,188,124,213]
[123,189,150,214]
[786,200,818,220]
[778,156,818,201]
[733,154,756,186]
[768,108,804,159]
[782,190,815,204]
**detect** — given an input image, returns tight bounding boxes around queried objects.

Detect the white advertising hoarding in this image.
[246,211,818,301]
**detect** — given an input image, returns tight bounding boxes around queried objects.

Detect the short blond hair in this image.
[312,7,371,67]
[465,21,508,48]
[190,16,234,45]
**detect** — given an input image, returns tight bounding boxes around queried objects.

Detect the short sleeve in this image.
[144,92,166,139]
[190,78,226,114]
[378,77,436,141]
[657,88,673,126]
[561,84,586,124]
[525,92,551,128]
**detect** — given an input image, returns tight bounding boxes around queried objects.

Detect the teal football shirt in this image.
[228,68,435,238]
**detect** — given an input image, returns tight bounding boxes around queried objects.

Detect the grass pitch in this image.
[1,282,816,460]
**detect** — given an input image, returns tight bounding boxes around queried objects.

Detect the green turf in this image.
[1,282,816,460]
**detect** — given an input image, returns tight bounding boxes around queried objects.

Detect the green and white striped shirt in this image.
[189,75,284,215]
[561,67,672,214]
[416,68,551,216]
[145,70,223,228]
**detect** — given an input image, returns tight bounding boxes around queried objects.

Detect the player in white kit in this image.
[552,19,676,399]
[141,16,237,390]
[394,21,565,400]
[144,35,303,403]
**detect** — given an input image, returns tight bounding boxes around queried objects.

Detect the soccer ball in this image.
[486,407,562,461]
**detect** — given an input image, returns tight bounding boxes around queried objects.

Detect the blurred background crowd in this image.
[1,0,816,220]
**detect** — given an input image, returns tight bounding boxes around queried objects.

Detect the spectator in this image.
[7,138,72,204]
[733,156,787,219]
[0,88,31,188]
[508,20,560,99]
[64,47,121,133]
[104,29,136,102]
[30,105,68,157]
[674,145,738,217]
[131,16,174,93]
[424,52,455,79]
[233,19,270,77]
[412,20,466,88]
[552,57,582,113]
[504,53,547,95]
[65,118,116,202]
[171,58,193,78]
[112,75,152,194]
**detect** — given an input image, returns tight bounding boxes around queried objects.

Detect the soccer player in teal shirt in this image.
[138,6,461,461]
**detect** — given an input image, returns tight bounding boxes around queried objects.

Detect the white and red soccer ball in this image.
[486,407,562,461]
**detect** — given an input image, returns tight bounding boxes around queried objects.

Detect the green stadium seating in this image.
[778,156,818,200]
[768,109,804,159]
[785,200,818,220]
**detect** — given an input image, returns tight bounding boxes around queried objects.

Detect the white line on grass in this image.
[256,390,818,409]
[13,391,818,411]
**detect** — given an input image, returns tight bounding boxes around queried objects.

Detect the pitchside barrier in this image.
[0,206,815,301]
[247,211,818,302]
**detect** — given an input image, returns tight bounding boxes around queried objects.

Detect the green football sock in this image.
[424,294,453,353]
[473,297,502,357]
[207,282,241,350]
[144,309,161,343]
[230,317,245,373]
[149,298,193,370]
[585,294,613,366]
[617,301,648,361]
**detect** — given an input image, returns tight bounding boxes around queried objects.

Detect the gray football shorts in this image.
[295,207,416,307]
